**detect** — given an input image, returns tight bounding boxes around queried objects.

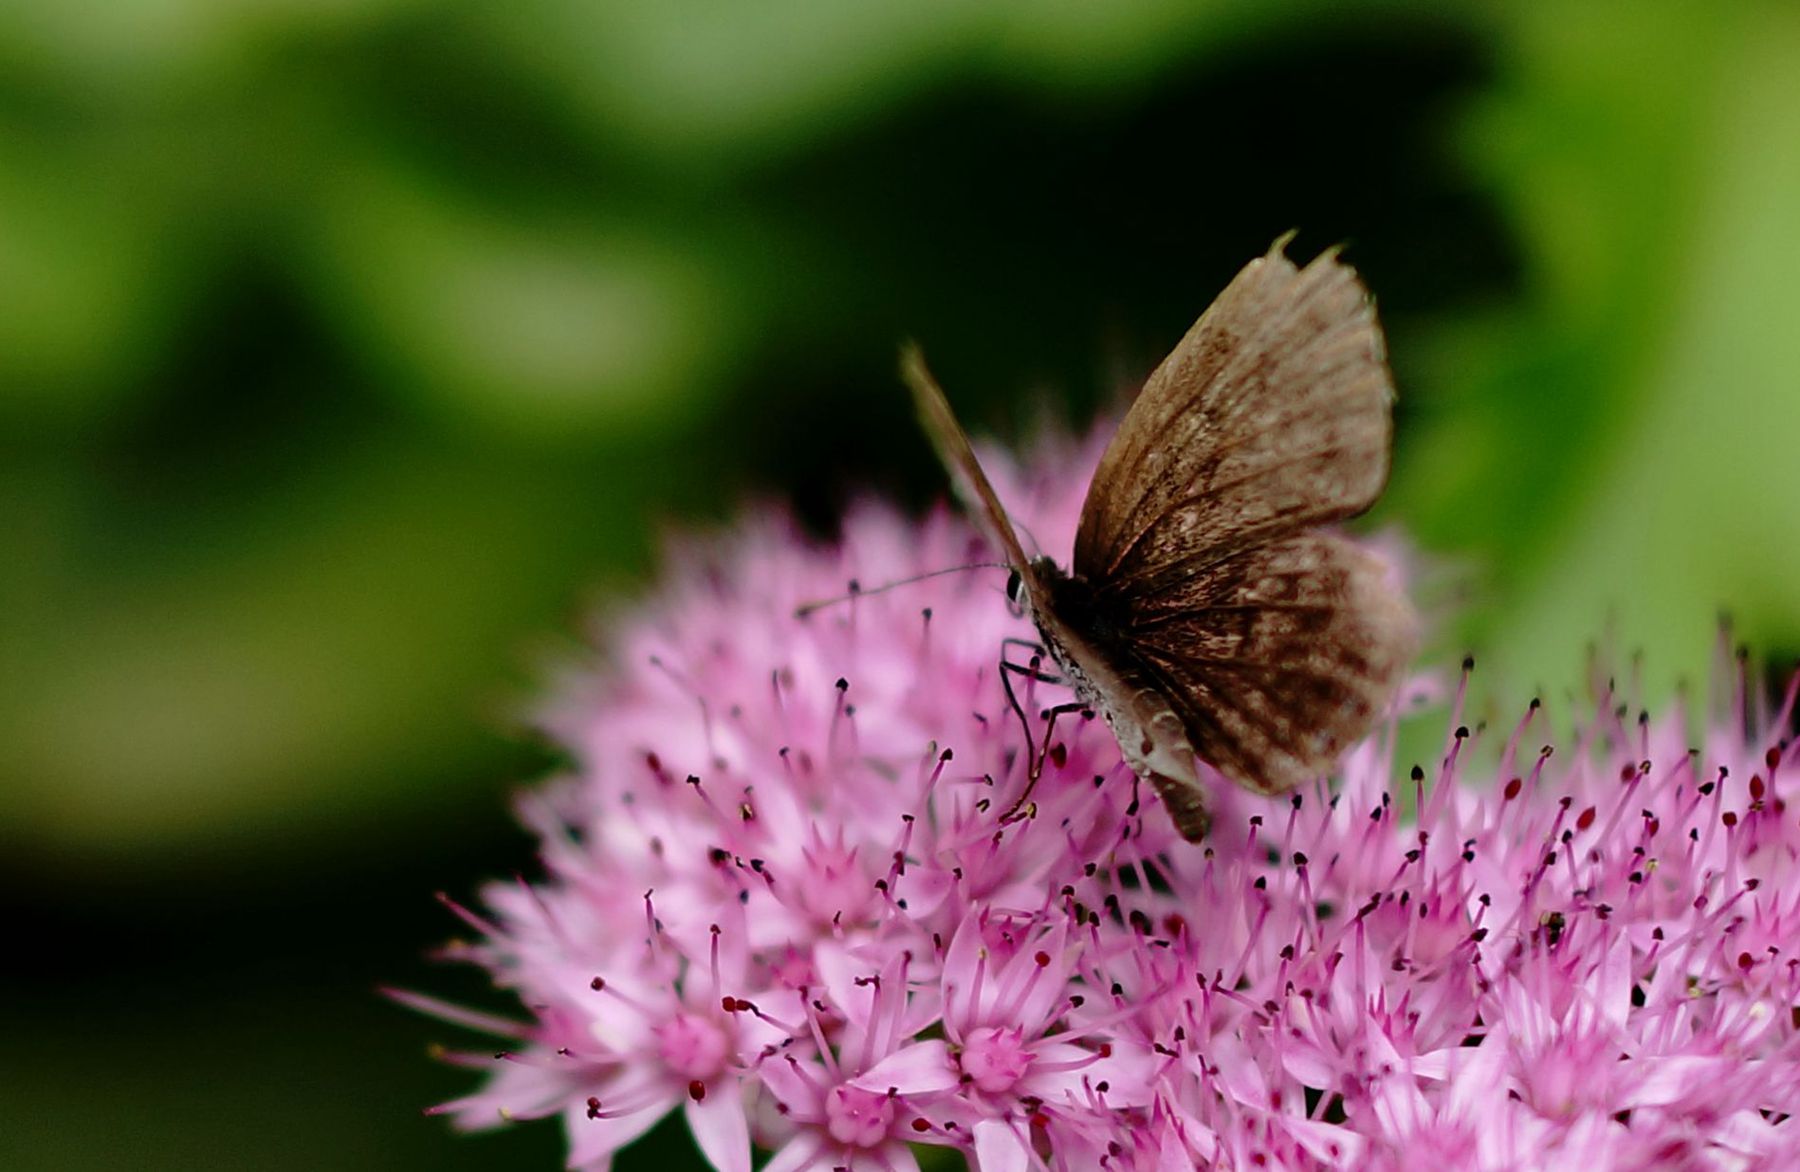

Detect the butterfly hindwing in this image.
[1115,531,1415,798]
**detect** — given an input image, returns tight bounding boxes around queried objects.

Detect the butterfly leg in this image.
[998,645,1063,765]
[997,639,1089,774]
[998,653,1059,773]
[999,700,1094,826]
[995,649,1078,827]
[1033,701,1093,778]
[999,636,1055,664]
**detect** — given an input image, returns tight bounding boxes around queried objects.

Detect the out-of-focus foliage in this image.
[4,2,1798,1169]
[1395,2,1800,703]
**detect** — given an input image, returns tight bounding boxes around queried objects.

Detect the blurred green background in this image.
[6,2,1800,1168]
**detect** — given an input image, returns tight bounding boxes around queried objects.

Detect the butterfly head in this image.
[1005,556,1068,618]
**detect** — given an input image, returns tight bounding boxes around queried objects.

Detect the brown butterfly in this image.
[903,238,1418,841]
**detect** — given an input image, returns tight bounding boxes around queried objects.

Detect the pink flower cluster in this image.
[408,432,1800,1170]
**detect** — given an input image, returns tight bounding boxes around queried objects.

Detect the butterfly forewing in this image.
[1073,242,1393,590]
[900,345,1035,574]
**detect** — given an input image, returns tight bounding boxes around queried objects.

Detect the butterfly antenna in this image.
[1012,518,1047,560]
[793,563,1009,619]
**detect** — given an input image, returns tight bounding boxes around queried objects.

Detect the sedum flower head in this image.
[408,430,1800,1170]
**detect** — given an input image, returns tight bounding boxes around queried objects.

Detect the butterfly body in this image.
[903,239,1417,842]
[1017,559,1222,840]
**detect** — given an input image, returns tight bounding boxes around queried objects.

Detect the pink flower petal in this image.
[684,1083,752,1172]
[1284,1116,1365,1166]
[759,1131,824,1172]
[562,1080,675,1169]
[876,1142,922,1172]
[941,911,988,1033]
[813,941,876,1032]
[757,1055,825,1119]
[1018,1040,1153,1108]
[848,1040,958,1096]
[1003,921,1072,1033]
[973,1118,1031,1172]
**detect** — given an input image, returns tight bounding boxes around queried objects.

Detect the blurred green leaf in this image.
[0,131,191,421]
[1488,3,1800,697]
[304,159,741,437]
[1396,1,1800,698]
[0,432,653,857]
